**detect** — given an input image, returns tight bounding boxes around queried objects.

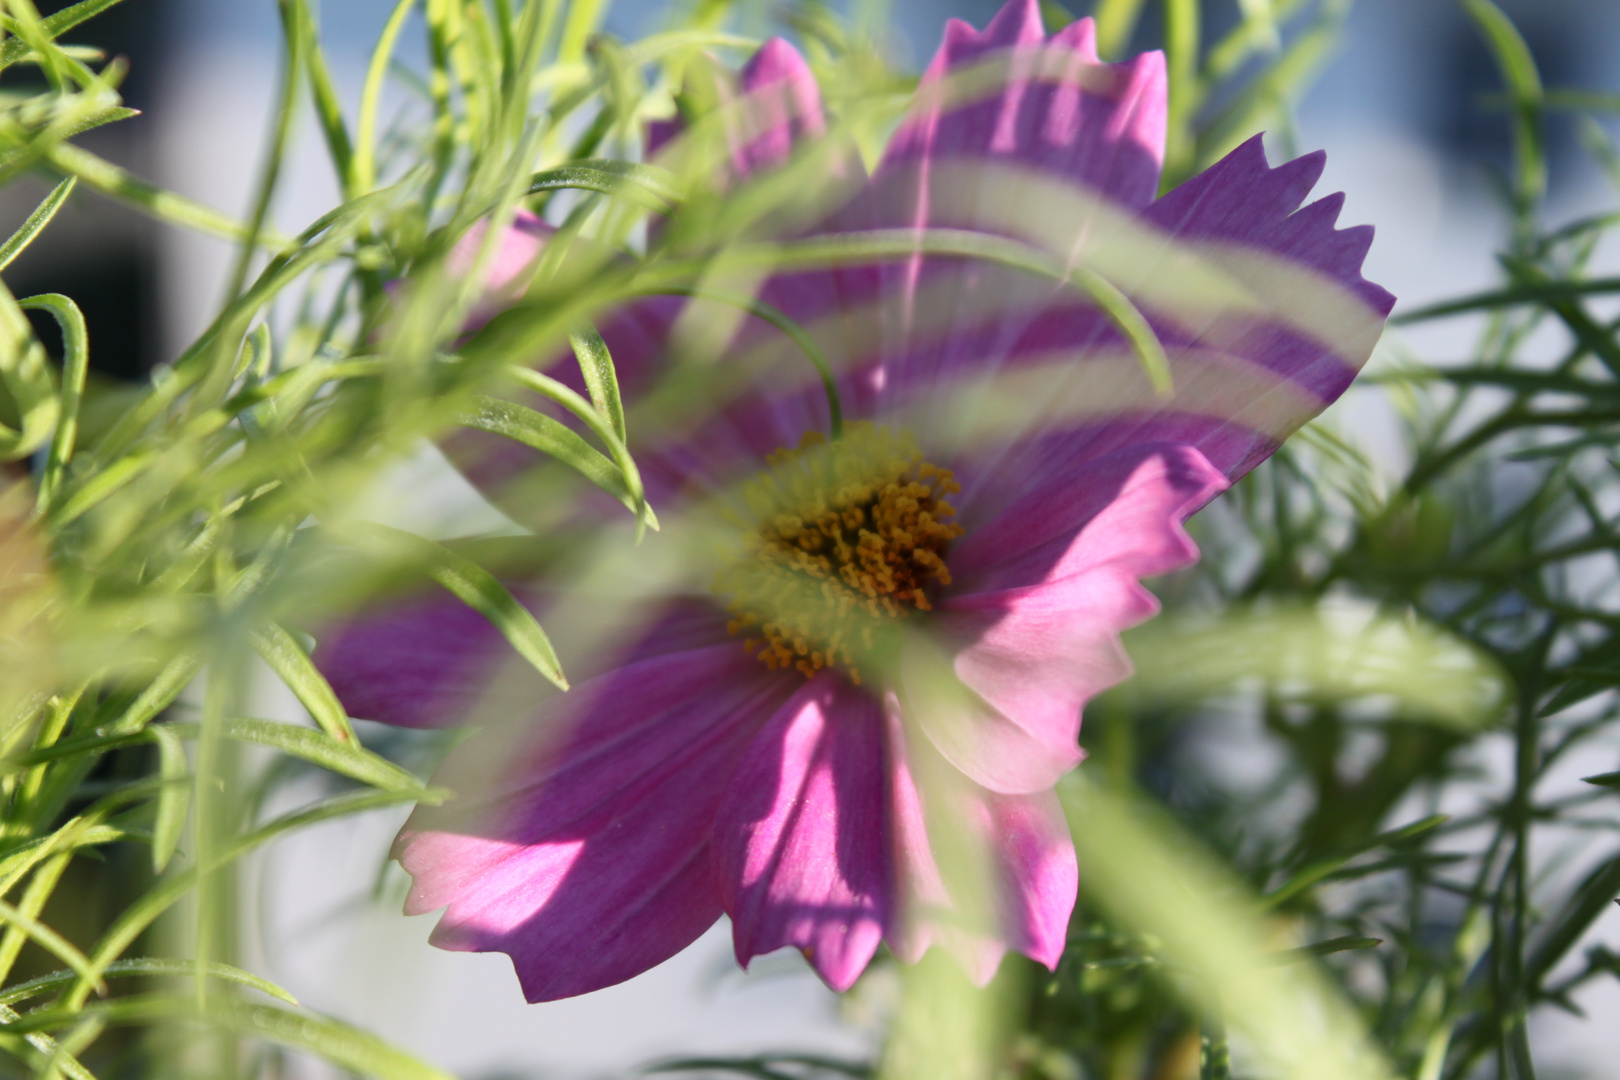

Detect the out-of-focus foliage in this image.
[0,1,1616,1079]
[999,5,1620,1080]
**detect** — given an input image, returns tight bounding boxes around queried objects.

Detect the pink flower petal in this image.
[732,38,828,176]
[880,1,1165,209]
[951,441,1228,592]
[905,445,1225,793]
[862,132,1395,485]
[398,644,792,1001]
[712,672,891,991]
[899,630,1082,796]
[984,785,1077,968]
[647,37,826,180]
[885,708,1076,977]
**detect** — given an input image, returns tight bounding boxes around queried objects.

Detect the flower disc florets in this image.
[715,422,964,683]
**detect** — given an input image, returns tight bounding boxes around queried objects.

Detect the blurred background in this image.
[6,0,1620,1076]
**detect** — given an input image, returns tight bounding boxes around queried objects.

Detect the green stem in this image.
[20,294,87,513]
[46,142,282,246]
[223,0,305,306]
[354,0,417,195]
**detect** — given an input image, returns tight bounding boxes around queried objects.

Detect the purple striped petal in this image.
[398,643,791,1001]
[713,672,891,992]
[880,0,1165,208]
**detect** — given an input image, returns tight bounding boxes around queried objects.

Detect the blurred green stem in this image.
[1200,1015,1230,1080]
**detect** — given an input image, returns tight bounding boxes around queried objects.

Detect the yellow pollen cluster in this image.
[715,423,964,682]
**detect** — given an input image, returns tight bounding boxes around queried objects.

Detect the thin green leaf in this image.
[105,652,201,735]
[0,0,130,70]
[1057,775,1394,1080]
[567,322,627,445]
[1481,88,1620,115]
[1264,815,1450,908]
[0,176,75,272]
[1199,7,1343,166]
[162,718,433,798]
[18,293,87,511]
[526,160,683,211]
[1093,0,1148,60]
[460,394,654,531]
[285,0,356,195]
[2,0,71,88]
[223,1001,457,1080]
[250,622,357,744]
[0,276,59,463]
[1462,0,1545,208]
[558,0,608,62]
[1234,0,1280,53]
[0,1001,97,1080]
[65,788,422,1011]
[45,142,279,246]
[224,0,305,305]
[0,958,297,1007]
[329,522,569,692]
[0,899,102,995]
[45,447,155,526]
[354,0,416,195]
[1393,276,1620,322]
[645,286,845,438]
[1162,0,1201,183]
[500,361,657,534]
[1264,937,1384,967]
[13,996,455,1080]
[1038,1,1076,33]
[148,725,189,874]
[1527,851,1620,988]
[0,823,129,897]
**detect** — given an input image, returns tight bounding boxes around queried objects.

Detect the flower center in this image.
[715,422,963,683]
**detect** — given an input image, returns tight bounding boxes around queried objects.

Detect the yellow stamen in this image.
[714,423,963,682]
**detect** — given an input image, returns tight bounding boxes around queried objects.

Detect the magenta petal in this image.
[952,441,1229,593]
[713,673,891,992]
[879,0,1166,209]
[397,644,791,1001]
[647,37,826,182]
[900,628,1081,796]
[732,38,827,175]
[907,445,1225,794]
[884,710,1076,977]
[441,209,551,318]
[1147,134,1393,318]
[314,593,518,729]
[983,787,1076,968]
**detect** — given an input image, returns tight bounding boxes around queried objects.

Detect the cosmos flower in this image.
[317,0,1394,1002]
